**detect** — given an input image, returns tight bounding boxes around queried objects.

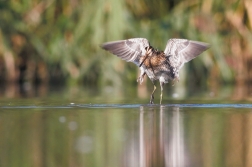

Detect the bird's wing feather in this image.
[164,38,210,69]
[101,38,150,66]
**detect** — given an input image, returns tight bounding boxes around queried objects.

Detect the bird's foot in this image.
[172,81,175,86]
[137,76,144,84]
[149,95,154,104]
[172,78,179,86]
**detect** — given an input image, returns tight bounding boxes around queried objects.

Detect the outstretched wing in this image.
[164,38,210,69]
[101,38,150,66]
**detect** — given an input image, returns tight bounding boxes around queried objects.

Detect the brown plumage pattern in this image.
[101,38,210,104]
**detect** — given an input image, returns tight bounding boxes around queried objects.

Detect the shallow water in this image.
[1,96,252,167]
[0,83,251,167]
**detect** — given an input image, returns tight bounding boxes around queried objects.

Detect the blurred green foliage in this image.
[0,0,251,88]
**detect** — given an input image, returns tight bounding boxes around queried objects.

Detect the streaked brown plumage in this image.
[101,38,210,104]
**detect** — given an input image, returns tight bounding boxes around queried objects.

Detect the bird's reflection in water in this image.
[137,105,186,167]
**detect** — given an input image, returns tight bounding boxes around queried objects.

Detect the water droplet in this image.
[68,121,78,130]
[75,136,93,154]
[59,116,66,123]
[172,93,179,98]
[209,92,215,97]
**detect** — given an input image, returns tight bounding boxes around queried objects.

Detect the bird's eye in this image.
[145,47,148,50]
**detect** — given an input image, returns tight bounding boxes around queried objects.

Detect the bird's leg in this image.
[160,82,164,104]
[172,77,180,86]
[137,68,146,84]
[150,81,156,104]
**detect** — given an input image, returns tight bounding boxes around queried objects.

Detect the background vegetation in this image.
[0,0,251,89]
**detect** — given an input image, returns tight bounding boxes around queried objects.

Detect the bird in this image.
[101,38,210,104]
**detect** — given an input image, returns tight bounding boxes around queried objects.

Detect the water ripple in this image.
[0,103,252,109]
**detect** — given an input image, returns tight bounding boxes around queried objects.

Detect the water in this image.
[0,85,252,167]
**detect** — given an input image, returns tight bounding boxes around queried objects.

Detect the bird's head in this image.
[145,46,154,55]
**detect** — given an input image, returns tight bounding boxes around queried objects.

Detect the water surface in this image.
[1,97,252,167]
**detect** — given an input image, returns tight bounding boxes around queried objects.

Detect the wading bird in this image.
[101,38,210,104]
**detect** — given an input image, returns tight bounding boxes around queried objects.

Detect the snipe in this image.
[101,38,210,104]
